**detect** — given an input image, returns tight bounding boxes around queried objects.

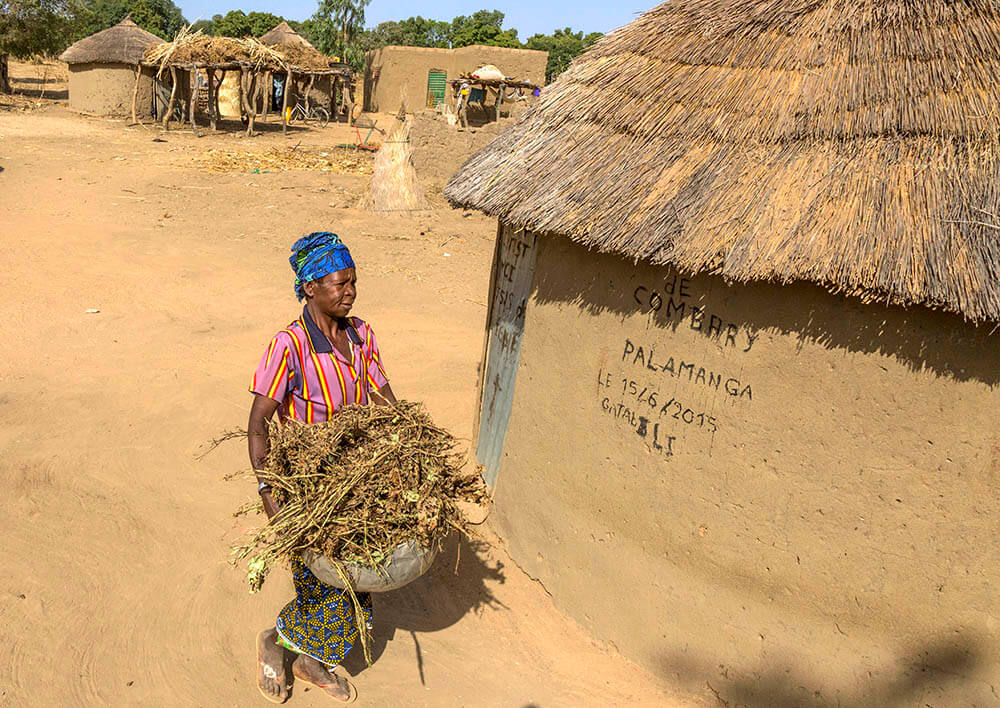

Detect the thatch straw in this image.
[260,21,315,49]
[360,118,429,211]
[270,42,338,71]
[445,0,1000,323]
[143,26,286,74]
[59,18,163,65]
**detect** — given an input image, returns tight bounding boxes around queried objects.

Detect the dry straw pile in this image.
[446,0,1000,322]
[361,118,429,211]
[193,147,372,173]
[230,401,488,594]
[143,26,285,73]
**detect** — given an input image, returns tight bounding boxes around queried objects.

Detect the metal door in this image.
[475,226,538,487]
[426,69,447,108]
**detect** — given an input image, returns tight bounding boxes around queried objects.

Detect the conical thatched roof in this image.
[446,1,1000,322]
[59,18,163,65]
[260,21,314,48]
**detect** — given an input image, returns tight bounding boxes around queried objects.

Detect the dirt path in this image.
[0,63,697,707]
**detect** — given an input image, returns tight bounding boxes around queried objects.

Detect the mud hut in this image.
[59,18,162,117]
[445,1,1000,705]
[364,45,547,113]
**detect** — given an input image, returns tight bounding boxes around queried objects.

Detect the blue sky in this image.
[177,1,651,39]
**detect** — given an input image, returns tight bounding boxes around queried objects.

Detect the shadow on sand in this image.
[339,534,506,683]
[660,634,988,707]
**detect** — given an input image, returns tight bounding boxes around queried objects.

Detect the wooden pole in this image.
[245,70,257,137]
[163,66,178,130]
[130,65,141,125]
[214,70,225,126]
[262,70,270,121]
[305,74,315,114]
[206,68,216,131]
[346,77,355,125]
[330,74,340,122]
[282,69,292,134]
[188,69,198,136]
[237,67,246,124]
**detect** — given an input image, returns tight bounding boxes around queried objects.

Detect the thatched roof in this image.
[260,21,314,48]
[59,18,163,65]
[445,0,1000,323]
[142,31,285,71]
[270,42,336,71]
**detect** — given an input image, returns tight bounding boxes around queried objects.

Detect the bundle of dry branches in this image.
[143,26,286,74]
[230,401,488,594]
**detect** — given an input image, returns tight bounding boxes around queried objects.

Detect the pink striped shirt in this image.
[250,308,389,422]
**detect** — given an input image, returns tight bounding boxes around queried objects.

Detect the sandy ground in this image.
[0,61,698,707]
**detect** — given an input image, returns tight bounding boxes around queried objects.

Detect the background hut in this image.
[259,21,313,48]
[59,18,162,117]
[446,1,1000,705]
[258,22,345,120]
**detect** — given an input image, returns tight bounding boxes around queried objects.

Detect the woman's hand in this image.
[261,489,281,520]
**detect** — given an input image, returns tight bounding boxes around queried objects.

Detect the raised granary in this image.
[59,18,163,117]
[446,1,1000,704]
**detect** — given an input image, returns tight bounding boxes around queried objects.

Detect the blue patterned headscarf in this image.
[289,232,356,301]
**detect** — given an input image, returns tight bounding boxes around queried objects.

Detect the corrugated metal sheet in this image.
[476,226,538,486]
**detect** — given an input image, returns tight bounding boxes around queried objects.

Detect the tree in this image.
[246,11,284,37]
[310,0,370,69]
[450,9,519,49]
[359,16,450,52]
[525,27,602,82]
[1,0,81,92]
[73,0,186,41]
[212,9,250,37]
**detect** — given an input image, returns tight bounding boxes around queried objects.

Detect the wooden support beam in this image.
[261,70,271,121]
[163,66,178,130]
[282,69,292,134]
[245,70,257,137]
[130,65,141,124]
[346,78,356,125]
[188,69,198,136]
[206,68,216,130]
[305,74,315,114]
[237,68,246,125]
[215,70,225,127]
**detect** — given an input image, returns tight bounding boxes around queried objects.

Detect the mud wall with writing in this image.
[490,233,1000,705]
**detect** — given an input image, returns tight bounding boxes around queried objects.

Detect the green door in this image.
[426,70,447,108]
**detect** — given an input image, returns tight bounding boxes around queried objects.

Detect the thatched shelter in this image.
[445,1,1000,705]
[259,21,314,48]
[59,18,162,117]
[140,27,353,135]
[259,23,356,125]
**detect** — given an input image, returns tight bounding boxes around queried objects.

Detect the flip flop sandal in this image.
[257,631,289,704]
[294,667,358,704]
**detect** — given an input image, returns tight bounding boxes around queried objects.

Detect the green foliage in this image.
[310,0,370,70]
[359,16,450,51]
[74,0,186,41]
[449,9,519,49]
[525,27,602,82]
[1,0,82,58]
[212,9,249,37]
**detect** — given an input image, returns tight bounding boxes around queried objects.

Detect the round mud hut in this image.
[446,1,1000,705]
[59,18,163,117]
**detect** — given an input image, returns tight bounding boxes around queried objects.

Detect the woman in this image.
[248,232,397,703]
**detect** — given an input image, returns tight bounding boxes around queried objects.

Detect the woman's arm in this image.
[373,383,397,406]
[248,393,282,519]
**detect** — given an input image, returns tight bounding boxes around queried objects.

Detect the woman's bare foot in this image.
[257,628,289,703]
[292,653,355,702]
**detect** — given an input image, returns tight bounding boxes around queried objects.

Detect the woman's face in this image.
[304,267,357,318]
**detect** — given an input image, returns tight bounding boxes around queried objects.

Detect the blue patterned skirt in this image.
[274,556,373,666]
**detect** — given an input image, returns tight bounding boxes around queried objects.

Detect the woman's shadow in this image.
[340,533,506,683]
